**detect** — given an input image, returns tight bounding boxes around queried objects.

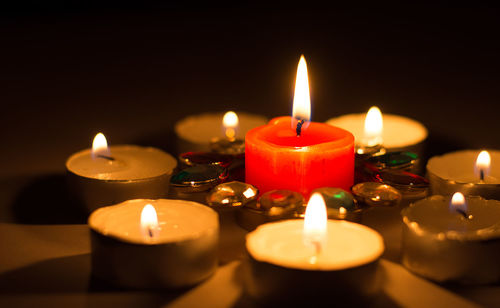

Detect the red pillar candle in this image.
[245,56,355,198]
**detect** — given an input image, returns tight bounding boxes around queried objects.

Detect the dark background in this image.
[1,4,499,178]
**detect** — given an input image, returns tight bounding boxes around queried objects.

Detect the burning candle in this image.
[326,107,428,158]
[175,111,267,154]
[427,150,500,200]
[66,133,177,212]
[401,193,500,284]
[88,199,219,289]
[244,193,384,305]
[245,56,355,197]
[209,111,245,155]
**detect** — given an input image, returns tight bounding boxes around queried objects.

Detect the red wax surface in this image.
[245,116,355,198]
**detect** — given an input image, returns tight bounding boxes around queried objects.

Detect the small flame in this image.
[292,55,311,129]
[362,106,383,147]
[450,192,467,214]
[475,150,491,181]
[92,132,111,158]
[140,204,160,239]
[303,193,328,251]
[223,111,239,140]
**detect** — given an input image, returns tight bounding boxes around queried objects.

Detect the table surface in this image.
[1,6,500,308]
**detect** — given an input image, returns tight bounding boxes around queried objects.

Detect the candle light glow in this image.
[303,193,328,259]
[292,55,311,135]
[450,192,472,219]
[92,132,111,159]
[223,111,239,140]
[140,203,160,239]
[362,106,383,147]
[476,150,491,182]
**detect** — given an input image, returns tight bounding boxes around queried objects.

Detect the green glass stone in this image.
[352,182,402,207]
[235,190,305,231]
[206,181,258,207]
[312,187,357,211]
[311,187,361,221]
[255,190,305,215]
[366,151,418,170]
[170,165,228,190]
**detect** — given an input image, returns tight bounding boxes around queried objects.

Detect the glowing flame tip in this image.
[292,55,311,124]
[303,193,328,249]
[140,204,159,239]
[363,106,383,147]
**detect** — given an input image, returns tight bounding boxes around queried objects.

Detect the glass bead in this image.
[170,165,228,191]
[311,187,360,220]
[206,181,258,207]
[352,182,402,207]
[178,152,233,168]
[236,190,305,231]
[366,151,418,170]
[209,138,245,155]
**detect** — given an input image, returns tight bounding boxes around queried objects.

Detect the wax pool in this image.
[245,116,354,197]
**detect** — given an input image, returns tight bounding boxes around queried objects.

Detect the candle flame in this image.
[140,203,160,239]
[223,111,238,140]
[92,132,111,158]
[303,193,328,251]
[450,192,467,214]
[475,150,491,181]
[362,106,383,147]
[292,55,311,130]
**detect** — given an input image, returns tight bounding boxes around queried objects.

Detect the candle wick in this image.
[97,154,115,161]
[456,208,473,220]
[480,169,485,182]
[148,227,154,238]
[296,119,305,137]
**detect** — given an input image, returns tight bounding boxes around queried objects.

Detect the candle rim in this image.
[66,144,178,181]
[88,198,219,245]
[326,113,428,148]
[427,149,500,185]
[246,219,384,271]
[403,195,500,241]
[247,116,354,150]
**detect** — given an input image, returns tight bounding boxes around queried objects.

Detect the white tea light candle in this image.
[326,109,427,157]
[427,150,500,200]
[401,193,500,284]
[175,111,267,153]
[89,199,219,289]
[244,193,384,305]
[66,133,177,212]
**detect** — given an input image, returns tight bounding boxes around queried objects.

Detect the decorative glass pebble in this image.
[359,163,429,197]
[376,169,428,189]
[206,181,258,207]
[311,187,360,221]
[355,145,386,160]
[170,165,228,191]
[236,190,305,231]
[257,189,304,212]
[352,182,402,207]
[209,138,245,155]
[179,152,233,167]
[366,151,418,170]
